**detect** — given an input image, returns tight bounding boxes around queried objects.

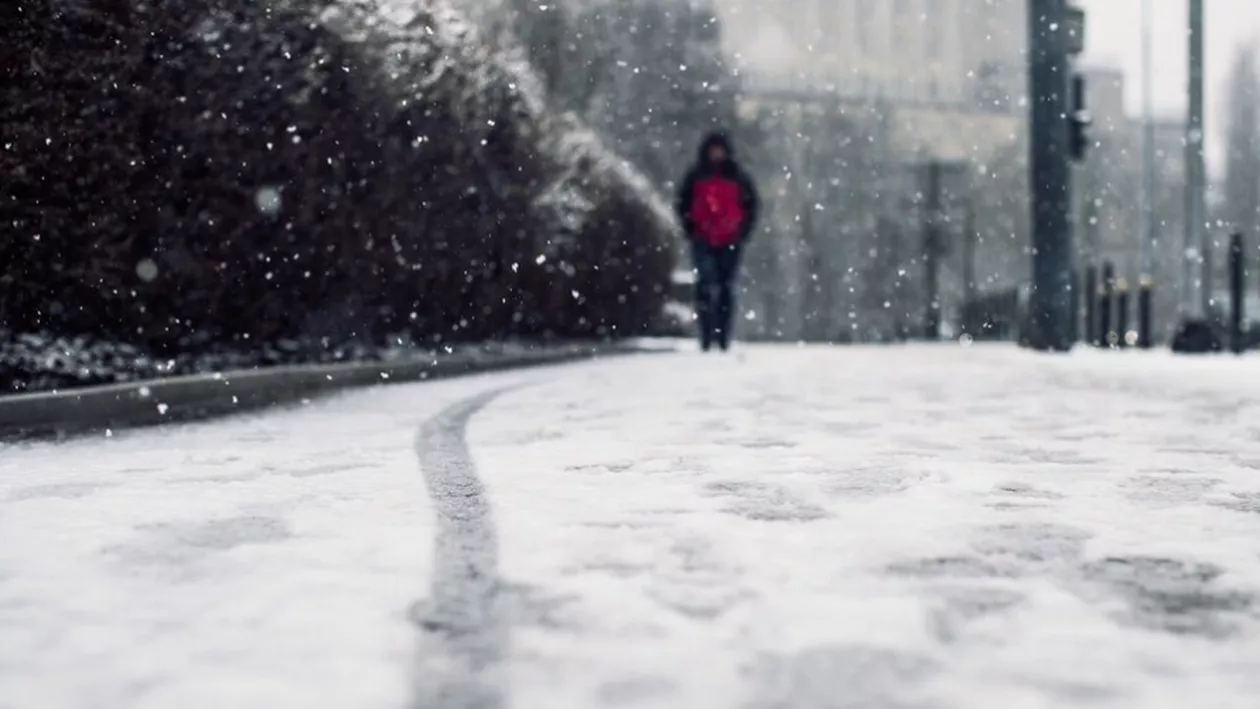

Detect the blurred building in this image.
[721,0,1027,161]
[1077,64,1186,339]
[1077,66,1136,270]
[720,0,1032,340]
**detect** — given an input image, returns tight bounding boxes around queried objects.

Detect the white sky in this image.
[1077,0,1260,174]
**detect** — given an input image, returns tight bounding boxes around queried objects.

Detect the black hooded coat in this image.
[675,132,760,244]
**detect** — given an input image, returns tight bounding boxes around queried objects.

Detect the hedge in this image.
[0,0,676,359]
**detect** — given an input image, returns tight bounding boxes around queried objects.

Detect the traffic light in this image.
[1070,73,1091,161]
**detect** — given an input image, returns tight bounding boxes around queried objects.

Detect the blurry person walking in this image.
[676,132,759,352]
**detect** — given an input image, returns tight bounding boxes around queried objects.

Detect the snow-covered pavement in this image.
[4,344,1260,709]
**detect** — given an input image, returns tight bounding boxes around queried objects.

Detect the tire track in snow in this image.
[412,387,515,709]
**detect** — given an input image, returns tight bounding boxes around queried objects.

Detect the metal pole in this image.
[1101,261,1115,347]
[1137,0,1157,350]
[801,202,818,341]
[1186,0,1207,318]
[1027,0,1075,351]
[1231,232,1245,353]
[1084,264,1098,346]
[963,200,977,336]
[1116,279,1131,347]
[1140,0,1155,286]
[924,161,942,341]
[1138,277,1154,348]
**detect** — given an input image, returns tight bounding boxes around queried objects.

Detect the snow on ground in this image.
[0,372,532,709]
[4,344,1260,709]
[472,344,1260,709]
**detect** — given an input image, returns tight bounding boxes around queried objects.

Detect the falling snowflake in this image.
[255,187,283,218]
[136,259,159,283]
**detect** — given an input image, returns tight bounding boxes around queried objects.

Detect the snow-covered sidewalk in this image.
[4,344,1260,709]
[473,345,1260,709]
[0,376,500,709]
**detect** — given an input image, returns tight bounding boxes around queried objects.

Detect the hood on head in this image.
[698,131,734,162]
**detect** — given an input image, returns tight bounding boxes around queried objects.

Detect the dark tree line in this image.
[0,0,676,362]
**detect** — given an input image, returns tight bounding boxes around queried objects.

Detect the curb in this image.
[0,341,660,441]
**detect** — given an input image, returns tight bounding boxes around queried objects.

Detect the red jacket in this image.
[676,143,759,247]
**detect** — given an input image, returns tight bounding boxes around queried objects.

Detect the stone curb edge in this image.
[0,341,668,441]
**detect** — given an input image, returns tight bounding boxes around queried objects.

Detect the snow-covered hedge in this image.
[0,326,589,393]
[0,0,675,378]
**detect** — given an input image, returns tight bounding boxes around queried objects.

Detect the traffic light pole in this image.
[1027,0,1076,351]
[1185,0,1207,318]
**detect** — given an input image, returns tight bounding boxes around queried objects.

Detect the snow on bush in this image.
[0,327,532,393]
[0,0,675,391]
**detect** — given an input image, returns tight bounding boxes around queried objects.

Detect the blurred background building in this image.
[717,0,1032,341]
[1077,65,1186,339]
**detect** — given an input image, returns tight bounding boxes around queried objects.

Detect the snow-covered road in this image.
[4,344,1260,709]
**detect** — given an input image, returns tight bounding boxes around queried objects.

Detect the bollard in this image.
[1116,279,1130,348]
[1099,262,1115,348]
[1230,232,1245,354]
[1009,288,1022,342]
[1070,269,1081,345]
[1138,275,1153,349]
[1084,265,1098,347]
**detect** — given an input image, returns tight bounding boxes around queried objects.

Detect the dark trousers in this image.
[691,242,742,350]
